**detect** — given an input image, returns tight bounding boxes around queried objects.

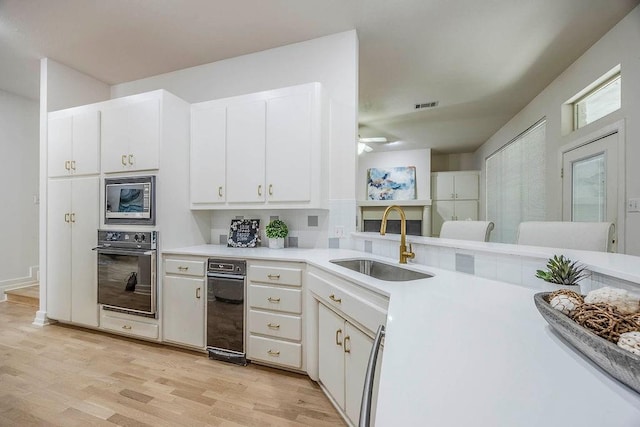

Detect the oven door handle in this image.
[207,272,245,280]
[93,247,154,256]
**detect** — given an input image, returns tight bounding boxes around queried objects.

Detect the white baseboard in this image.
[0,265,39,297]
[32,310,54,327]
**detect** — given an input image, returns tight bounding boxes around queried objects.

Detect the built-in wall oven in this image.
[95,230,157,317]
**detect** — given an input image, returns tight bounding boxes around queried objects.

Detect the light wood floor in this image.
[0,302,346,426]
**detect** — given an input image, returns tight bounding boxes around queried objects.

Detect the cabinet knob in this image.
[122,325,132,330]
[267,323,280,330]
[257,185,262,196]
[218,186,223,197]
[70,160,76,171]
[128,154,134,165]
[335,328,343,345]
[329,294,342,304]
[195,288,201,299]
[178,266,189,271]
[121,155,127,166]
[70,213,76,223]
[267,274,280,280]
[64,213,70,223]
[267,349,280,357]
[65,160,71,171]
[268,184,273,196]
[267,297,281,303]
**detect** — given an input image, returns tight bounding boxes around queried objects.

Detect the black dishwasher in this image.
[206,258,247,365]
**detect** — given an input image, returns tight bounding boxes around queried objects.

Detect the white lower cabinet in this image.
[247,261,304,370]
[46,176,99,327]
[162,257,206,349]
[319,304,373,426]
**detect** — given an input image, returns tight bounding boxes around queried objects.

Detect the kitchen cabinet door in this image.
[191,105,226,204]
[226,100,266,203]
[47,116,73,177]
[46,179,73,321]
[454,173,479,200]
[344,322,373,425]
[266,91,312,202]
[102,99,159,172]
[163,275,205,348]
[433,173,455,200]
[454,200,479,221]
[318,304,346,408]
[71,110,100,176]
[432,200,455,236]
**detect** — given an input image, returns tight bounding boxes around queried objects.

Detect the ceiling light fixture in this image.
[358,137,388,143]
[358,142,373,154]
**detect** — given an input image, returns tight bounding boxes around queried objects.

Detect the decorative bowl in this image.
[534,292,640,394]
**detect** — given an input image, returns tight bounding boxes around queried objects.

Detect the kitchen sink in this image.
[330,258,433,282]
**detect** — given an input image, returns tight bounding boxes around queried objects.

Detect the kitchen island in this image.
[163,243,640,426]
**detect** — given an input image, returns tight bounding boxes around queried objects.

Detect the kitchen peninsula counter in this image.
[163,244,640,426]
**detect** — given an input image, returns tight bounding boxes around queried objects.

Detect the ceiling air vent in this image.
[415,101,439,109]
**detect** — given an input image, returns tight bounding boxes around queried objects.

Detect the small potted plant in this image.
[536,255,589,287]
[265,219,288,249]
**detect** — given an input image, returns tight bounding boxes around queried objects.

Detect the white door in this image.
[318,304,346,407]
[455,200,479,221]
[127,99,160,171]
[47,179,72,321]
[344,322,373,425]
[562,132,618,249]
[70,177,99,327]
[266,91,312,202]
[101,103,131,172]
[454,173,479,200]
[433,173,455,200]
[226,100,266,203]
[163,276,205,347]
[48,116,73,177]
[71,110,100,176]
[191,105,226,204]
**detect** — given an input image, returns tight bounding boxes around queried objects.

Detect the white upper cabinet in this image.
[432,171,479,201]
[101,98,160,173]
[48,110,100,177]
[190,82,327,209]
[190,105,227,204]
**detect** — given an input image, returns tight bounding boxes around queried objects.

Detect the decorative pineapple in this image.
[536,255,589,286]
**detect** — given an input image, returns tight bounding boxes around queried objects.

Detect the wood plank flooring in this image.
[0,302,346,426]
[4,284,39,308]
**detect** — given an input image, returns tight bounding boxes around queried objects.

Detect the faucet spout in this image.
[380,205,415,264]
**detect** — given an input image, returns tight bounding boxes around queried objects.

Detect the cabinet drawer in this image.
[249,265,302,287]
[249,335,302,368]
[249,284,301,314]
[249,310,301,341]
[165,259,206,277]
[100,313,159,340]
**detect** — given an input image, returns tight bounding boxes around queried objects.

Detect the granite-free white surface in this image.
[163,244,640,426]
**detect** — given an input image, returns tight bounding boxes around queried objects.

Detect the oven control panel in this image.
[97,230,157,250]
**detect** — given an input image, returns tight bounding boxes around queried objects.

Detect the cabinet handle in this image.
[267,323,280,330]
[343,336,351,353]
[455,193,458,198]
[451,193,455,198]
[64,213,70,223]
[121,155,127,166]
[257,185,262,196]
[335,328,343,345]
[267,274,280,280]
[267,297,280,303]
[218,186,223,197]
[178,266,189,271]
[268,184,273,196]
[122,325,132,330]
[329,294,342,303]
[267,349,280,357]
[70,160,76,171]
[128,154,134,165]
[65,160,71,171]
[196,288,201,299]
[70,213,76,223]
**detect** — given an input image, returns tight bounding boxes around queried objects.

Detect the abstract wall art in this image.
[367,166,417,201]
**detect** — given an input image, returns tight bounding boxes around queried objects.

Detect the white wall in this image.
[473,5,640,255]
[357,149,432,201]
[0,90,39,289]
[431,152,475,172]
[112,30,359,247]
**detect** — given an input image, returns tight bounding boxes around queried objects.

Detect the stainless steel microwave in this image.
[104,176,155,225]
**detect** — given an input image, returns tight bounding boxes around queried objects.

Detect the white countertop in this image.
[163,244,640,426]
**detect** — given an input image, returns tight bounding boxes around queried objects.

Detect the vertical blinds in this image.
[486,120,546,243]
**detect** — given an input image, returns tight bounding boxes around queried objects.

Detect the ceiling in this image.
[0,0,637,154]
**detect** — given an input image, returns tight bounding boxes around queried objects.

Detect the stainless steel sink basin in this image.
[330,258,433,282]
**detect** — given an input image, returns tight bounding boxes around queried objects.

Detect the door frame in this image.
[558,119,626,252]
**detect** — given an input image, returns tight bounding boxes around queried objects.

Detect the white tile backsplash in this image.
[474,253,497,280]
[495,254,522,286]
